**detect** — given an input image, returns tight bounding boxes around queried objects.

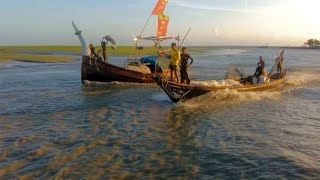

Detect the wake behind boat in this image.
[156,50,287,103]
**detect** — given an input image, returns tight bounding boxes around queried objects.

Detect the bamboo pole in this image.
[178,27,191,49]
[139,14,153,37]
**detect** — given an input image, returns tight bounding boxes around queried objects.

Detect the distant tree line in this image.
[305,39,320,47]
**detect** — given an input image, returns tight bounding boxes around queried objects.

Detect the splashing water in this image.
[191,79,243,87]
[285,70,320,86]
[180,89,281,110]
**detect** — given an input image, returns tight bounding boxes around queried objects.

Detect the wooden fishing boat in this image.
[156,50,287,103]
[73,0,180,84]
[81,56,166,84]
[156,74,286,103]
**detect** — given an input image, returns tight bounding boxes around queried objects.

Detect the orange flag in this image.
[157,14,169,38]
[152,0,168,15]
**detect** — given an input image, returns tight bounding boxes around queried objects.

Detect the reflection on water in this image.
[0,48,320,179]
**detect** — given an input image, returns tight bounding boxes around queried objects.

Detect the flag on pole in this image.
[152,0,168,15]
[157,14,169,38]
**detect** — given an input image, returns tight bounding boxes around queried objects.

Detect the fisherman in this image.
[254,62,264,84]
[101,35,116,63]
[168,43,181,82]
[180,47,193,85]
[89,44,97,57]
[276,56,283,74]
[101,41,108,62]
[97,50,105,62]
[258,56,265,69]
[158,43,181,82]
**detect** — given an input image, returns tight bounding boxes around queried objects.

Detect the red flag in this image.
[157,14,169,38]
[152,0,168,15]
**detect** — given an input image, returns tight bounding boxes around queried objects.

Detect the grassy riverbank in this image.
[0,46,140,55]
[0,46,207,63]
[0,46,157,63]
[0,46,78,63]
[0,53,75,63]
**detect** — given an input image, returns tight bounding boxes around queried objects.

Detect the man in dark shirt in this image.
[254,63,263,77]
[180,47,194,85]
[258,56,265,69]
[254,62,263,83]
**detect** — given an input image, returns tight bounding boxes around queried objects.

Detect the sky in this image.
[0,0,319,46]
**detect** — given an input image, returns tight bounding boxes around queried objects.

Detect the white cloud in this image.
[172,0,262,14]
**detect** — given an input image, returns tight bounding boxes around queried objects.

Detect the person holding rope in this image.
[169,43,181,82]
[158,42,181,82]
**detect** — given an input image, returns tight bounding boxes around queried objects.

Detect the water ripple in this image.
[1,49,320,178]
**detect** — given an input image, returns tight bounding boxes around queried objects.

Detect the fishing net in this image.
[157,56,171,71]
[224,66,246,80]
[101,35,116,48]
[127,64,151,74]
[267,49,285,79]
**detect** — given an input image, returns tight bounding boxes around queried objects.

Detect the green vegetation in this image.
[0,53,75,63]
[0,46,78,63]
[0,46,207,63]
[305,39,320,47]
[0,46,157,63]
[0,46,157,56]
[0,46,80,54]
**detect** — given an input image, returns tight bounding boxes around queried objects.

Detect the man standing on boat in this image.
[276,56,284,74]
[168,43,181,82]
[101,41,108,62]
[159,43,181,82]
[101,35,117,63]
[180,47,193,85]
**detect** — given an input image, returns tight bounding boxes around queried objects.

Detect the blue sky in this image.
[0,0,319,46]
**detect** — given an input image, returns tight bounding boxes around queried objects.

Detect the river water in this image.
[1,48,320,179]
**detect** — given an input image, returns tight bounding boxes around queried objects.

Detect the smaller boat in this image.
[156,50,286,103]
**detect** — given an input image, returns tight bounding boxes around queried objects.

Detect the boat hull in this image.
[156,76,286,103]
[81,56,165,84]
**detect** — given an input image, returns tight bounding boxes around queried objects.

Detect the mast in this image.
[135,0,169,44]
[139,14,153,37]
